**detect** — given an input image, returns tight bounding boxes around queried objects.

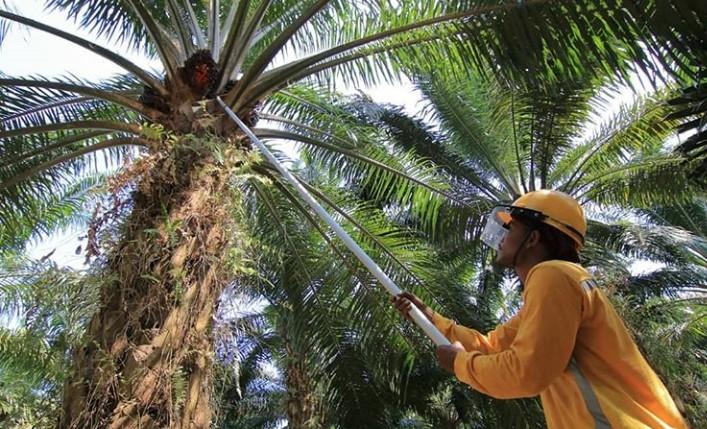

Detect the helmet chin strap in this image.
[511,228,536,269]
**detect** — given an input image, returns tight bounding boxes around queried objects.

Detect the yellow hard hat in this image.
[496,190,587,250]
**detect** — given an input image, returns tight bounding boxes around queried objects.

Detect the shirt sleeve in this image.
[451,266,584,399]
[432,312,521,354]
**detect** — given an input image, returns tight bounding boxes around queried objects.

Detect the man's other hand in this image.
[436,341,465,373]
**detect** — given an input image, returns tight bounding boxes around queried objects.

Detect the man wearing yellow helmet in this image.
[393,190,686,428]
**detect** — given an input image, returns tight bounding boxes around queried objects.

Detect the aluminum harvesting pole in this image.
[216,98,450,346]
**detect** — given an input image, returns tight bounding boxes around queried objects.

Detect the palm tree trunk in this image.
[284,345,319,429]
[59,142,236,428]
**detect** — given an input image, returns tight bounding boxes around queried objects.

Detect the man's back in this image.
[535,261,686,428]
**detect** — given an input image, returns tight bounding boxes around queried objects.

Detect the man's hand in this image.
[391,292,434,322]
[436,341,465,373]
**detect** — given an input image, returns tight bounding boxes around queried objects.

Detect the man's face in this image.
[495,218,531,267]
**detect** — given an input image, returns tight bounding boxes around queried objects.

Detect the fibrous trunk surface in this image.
[60,141,236,429]
[285,345,319,429]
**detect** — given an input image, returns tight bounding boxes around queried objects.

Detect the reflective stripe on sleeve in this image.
[569,358,612,429]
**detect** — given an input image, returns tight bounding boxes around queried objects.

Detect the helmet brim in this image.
[496,210,512,225]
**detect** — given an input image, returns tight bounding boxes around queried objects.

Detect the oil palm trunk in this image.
[59,130,249,427]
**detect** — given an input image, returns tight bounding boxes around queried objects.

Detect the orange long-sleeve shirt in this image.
[433,260,687,428]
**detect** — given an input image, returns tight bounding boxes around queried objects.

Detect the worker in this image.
[393,190,687,428]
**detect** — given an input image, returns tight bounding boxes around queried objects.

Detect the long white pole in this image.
[217,98,450,346]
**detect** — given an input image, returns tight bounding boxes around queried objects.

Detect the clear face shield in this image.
[480,206,511,251]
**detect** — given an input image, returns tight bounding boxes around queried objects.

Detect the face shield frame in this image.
[480,206,511,251]
[480,205,548,251]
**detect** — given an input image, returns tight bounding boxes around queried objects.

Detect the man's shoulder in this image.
[527,260,590,283]
[523,261,591,303]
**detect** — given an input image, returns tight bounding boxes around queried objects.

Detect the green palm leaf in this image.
[2,1,706,427]
[0,255,99,428]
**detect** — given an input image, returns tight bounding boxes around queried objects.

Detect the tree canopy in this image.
[0,1,705,428]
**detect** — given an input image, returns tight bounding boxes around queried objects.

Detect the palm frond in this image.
[611,292,707,427]
[0,255,98,428]
[0,132,144,252]
[0,174,101,254]
[560,93,677,193]
[0,10,167,95]
[45,0,153,54]
[165,0,196,57]
[415,75,520,197]
[207,0,220,57]
[346,97,505,202]
[182,0,206,49]
[1,137,146,191]
[256,127,456,209]
[225,0,331,105]
[624,269,707,300]
[586,220,706,268]
[0,0,18,48]
[669,68,707,182]
[1,120,141,141]
[217,0,273,91]
[1,73,143,128]
[638,197,707,239]
[577,154,699,208]
[0,76,162,119]
[255,86,476,236]
[459,0,704,87]
[125,0,183,79]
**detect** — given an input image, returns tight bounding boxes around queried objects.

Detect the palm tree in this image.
[0,254,98,428]
[1,1,705,427]
[0,2,500,426]
[340,68,706,422]
[348,69,701,236]
[208,169,546,428]
[219,67,707,425]
[595,197,707,427]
